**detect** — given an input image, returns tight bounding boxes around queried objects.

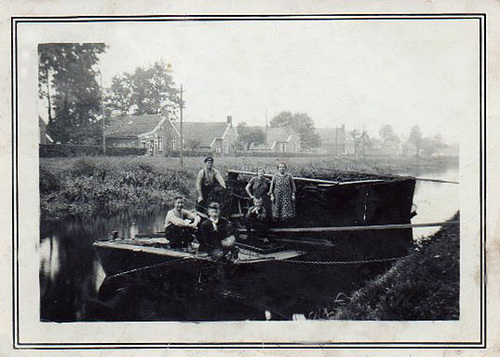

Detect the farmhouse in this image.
[104,115,179,156]
[318,125,355,155]
[174,116,238,155]
[249,127,301,153]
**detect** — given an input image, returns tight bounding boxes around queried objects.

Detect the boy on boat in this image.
[164,196,201,249]
[198,202,239,261]
[245,197,268,239]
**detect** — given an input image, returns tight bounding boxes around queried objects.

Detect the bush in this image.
[321,213,460,320]
[40,157,194,222]
[39,144,147,157]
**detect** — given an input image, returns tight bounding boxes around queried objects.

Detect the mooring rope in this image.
[106,257,193,280]
[281,256,406,265]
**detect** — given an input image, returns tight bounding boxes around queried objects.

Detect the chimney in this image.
[227,115,233,125]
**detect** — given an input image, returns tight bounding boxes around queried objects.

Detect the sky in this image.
[66,20,481,143]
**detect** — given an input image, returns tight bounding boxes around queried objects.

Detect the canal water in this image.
[39,166,459,322]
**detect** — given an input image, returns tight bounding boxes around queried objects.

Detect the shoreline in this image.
[40,155,458,223]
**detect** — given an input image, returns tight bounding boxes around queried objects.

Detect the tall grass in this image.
[40,155,457,222]
[313,213,460,320]
[40,157,196,222]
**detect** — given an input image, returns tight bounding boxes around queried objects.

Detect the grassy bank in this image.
[315,213,460,320]
[40,157,196,222]
[40,155,457,222]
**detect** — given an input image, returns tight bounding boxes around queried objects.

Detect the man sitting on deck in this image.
[198,202,239,261]
[164,196,201,249]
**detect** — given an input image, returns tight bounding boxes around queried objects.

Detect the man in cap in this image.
[164,196,201,249]
[195,156,227,209]
[198,202,238,260]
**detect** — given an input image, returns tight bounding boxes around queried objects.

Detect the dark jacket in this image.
[198,218,237,252]
[245,206,267,222]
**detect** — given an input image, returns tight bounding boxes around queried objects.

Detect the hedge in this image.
[40,144,147,157]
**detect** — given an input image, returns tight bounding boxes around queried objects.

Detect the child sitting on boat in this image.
[198,202,239,261]
[245,197,268,239]
[164,196,201,249]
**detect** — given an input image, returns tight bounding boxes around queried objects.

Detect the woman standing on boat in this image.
[269,163,296,224]
[245,167,271,217]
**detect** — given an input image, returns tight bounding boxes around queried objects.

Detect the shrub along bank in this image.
[40,157,195,222]
[319,213,460,320]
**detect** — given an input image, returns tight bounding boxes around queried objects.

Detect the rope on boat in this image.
[106,257,193,280]
[281,256,406,265]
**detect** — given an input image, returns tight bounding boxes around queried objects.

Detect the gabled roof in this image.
[105,115,167,138]
[249,127,298,150]
[174,122,230,147]
[266,127,295,145]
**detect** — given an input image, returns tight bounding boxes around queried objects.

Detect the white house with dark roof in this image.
[174,116,239,155]
[249,127,301,153]
[104,114,179,156]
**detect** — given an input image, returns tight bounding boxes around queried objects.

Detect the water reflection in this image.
[40,210,167,322]
[408,167,459,239]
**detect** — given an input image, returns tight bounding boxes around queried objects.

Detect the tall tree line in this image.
[39,43,107,144]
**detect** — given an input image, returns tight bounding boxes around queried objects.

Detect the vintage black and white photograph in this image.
[35,17,469,325]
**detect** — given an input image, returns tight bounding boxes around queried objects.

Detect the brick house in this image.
[104,115,179,156]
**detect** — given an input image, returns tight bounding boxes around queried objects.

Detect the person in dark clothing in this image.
[245,167,272,218]
[195,157,227,210]
[198,202,238,260]
[245,197,268,239]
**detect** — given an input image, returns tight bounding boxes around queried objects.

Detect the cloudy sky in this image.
[54,19,481,143]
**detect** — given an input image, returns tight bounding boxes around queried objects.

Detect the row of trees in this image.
[348,124,450,157]
[38,44,446,157]
[39,43,107,144]
[39,44,181,145]
[39,43,323,149]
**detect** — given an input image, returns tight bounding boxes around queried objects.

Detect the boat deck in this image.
[93,238,303,265]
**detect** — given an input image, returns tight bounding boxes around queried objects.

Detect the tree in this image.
[270,111,321,149]
[39,43,107,144]
[106,60,179,118]
[421,134,447,157]
[408,125,423,157]
[379,124,400,143]
[236,122,265,150]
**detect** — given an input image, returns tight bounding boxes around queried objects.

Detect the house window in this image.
[141,139,146,148]
[224,140,229,153]
[158,137,163,151]
[216,146,222,154]
[171,138,176,150]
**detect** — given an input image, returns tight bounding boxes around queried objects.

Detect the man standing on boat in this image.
[198,202,238,261]
[164,196,201,249]
[195,156,227,210]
